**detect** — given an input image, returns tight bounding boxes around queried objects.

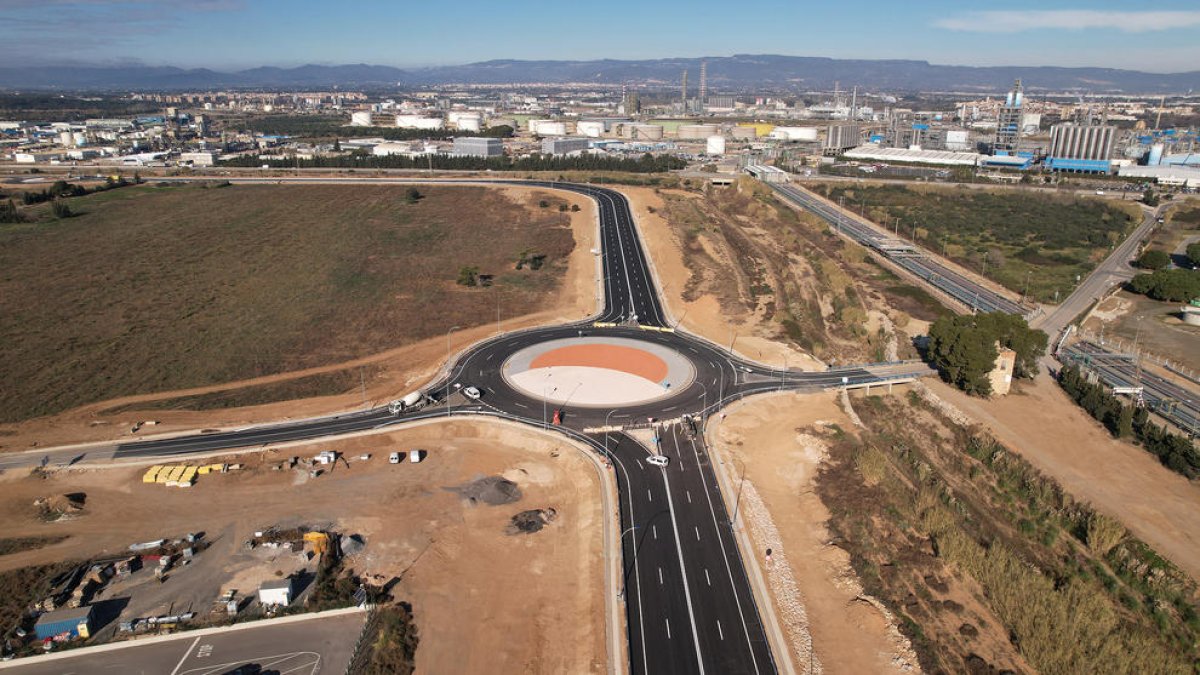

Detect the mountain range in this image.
[2,55,1198,94]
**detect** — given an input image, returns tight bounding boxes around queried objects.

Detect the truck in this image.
[389,391,425,415]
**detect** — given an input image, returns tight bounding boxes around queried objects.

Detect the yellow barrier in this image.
[592,321,617,328]
[142,465,163,483]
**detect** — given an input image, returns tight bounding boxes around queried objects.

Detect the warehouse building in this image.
[34,606,94,640]
[453,137,503,157]
[541,137,589,155]
[843,145,980,167]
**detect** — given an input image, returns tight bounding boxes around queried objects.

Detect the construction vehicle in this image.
[389,390,425,415]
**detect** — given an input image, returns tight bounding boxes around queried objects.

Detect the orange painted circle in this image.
[530,344,669,383]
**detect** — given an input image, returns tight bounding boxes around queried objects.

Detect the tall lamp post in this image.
[445,325,461,417]
[617,525,639,598]
[604,409,618,461]
[730,456,748,525]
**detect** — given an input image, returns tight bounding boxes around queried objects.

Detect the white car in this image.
[462,386,482,400]
[646,455,670,467]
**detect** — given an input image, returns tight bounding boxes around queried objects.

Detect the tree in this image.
[1128,269,1200,302]
[456,265,479,287]
[404,187,422,204]
[1142,188,1159,207]
[1133,249,1170,270]
[0,198,25,223]
[333,137,341,152]
[1186,242,1200,268]
[51,199,73,219]
[926,312,1048,394]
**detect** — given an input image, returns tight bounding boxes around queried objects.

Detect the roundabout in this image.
[502,336,695,407]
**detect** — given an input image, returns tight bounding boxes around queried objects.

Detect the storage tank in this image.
[577,121,605,138]
[395,115,444,130]
[706,136,726,155]
[677,124,719,140]
[73,132,88,147]
[59,132,75,147]
[729,126,756,140]
[531,120,567,136]
[457,117,482,132]
[634,124,664,140]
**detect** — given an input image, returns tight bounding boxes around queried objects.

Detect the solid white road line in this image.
[718,620,725,641]
[705,568,711,586]
[169,636,202,675]
[661,469,707,674]
[658,567,664,585]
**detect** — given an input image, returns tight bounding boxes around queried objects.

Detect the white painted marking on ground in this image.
[705,569,711,586]
[647,489,653,502]
[694,526,701,541]
[718,620,725,641]
[636,459,644,470]
[686,490,692,503]
[169,637,202,675]
[658,567,664,585]
[652,525,658,540]
[666,618,672,639]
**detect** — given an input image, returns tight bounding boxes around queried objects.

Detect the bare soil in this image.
[0,419,606,674]
[708,392,919,673]
[1082,291,1200,375]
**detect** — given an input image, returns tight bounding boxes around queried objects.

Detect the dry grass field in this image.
[0,183,575,422]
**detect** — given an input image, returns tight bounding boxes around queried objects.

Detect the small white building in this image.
[180,151,218,167]
[258,577,295,607]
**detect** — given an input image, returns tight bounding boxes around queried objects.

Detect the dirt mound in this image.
[507,508,557,535]
[34,493,86,521]
[446,476,522,506]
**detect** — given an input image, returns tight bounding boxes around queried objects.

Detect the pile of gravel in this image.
[507,508,557,534]
[447,475,522,506]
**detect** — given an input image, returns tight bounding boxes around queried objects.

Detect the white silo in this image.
[678,124,719,139]
[457,116,482,132]
[73,132,88,147]
[634,124,664,140]
[706,136,726,155]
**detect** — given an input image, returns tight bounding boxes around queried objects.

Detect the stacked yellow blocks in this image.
[141,463,226,487]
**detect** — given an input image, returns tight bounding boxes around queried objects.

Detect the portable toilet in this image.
[409,449,425,463]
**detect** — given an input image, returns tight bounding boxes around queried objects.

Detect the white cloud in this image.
[935,10,1200,33]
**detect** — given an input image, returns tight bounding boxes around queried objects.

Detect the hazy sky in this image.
[3,0,1199,72]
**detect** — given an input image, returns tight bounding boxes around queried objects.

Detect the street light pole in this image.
[730,456,747,525]
[445,325,461,417]
[617,525,640,599]
[604,409,617,461]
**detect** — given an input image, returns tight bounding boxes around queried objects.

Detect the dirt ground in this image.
[1082,291,1200,375]
[0,187,597,453]
[927,374,1200,581]
[621,186,824,370]
[0,420,606,674]
[707,392,917,673]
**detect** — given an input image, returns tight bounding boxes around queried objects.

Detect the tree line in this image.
[221,151,686,174]
[1058,364,1199,478]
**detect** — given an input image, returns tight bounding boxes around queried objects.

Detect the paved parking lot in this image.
[2,609,366,675]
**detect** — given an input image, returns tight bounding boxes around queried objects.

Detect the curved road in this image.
[33,178,933,674]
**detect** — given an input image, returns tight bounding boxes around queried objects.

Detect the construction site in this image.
[0,420,606,672]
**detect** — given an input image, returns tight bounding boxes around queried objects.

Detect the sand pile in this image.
[447,476,522,506]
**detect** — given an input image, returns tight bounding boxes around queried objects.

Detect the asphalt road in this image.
[1033,202,1166,339]
[770,182,1029,315]
[2,610,366,675]
[7,177,934,674]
